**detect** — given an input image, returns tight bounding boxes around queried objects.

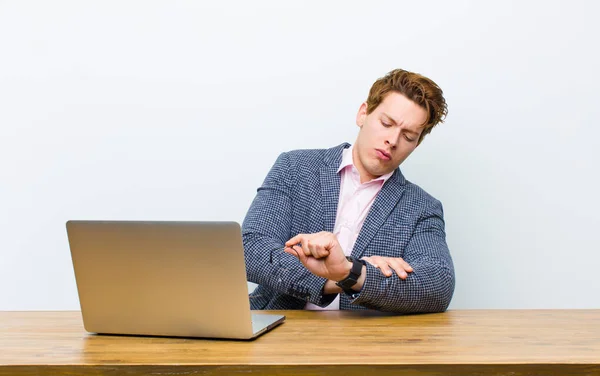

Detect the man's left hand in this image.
[362,255,413,279]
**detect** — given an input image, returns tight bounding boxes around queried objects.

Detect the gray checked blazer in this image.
[242,143,455,313]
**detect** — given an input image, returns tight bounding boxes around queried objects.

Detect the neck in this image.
[351,145,378,184]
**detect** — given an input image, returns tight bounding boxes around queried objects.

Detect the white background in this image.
[1,0,598,310]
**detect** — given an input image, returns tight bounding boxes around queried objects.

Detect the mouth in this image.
[375,149,391,161]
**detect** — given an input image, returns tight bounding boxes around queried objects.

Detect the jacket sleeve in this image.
[242,152,336,307]
[350,199,456,313]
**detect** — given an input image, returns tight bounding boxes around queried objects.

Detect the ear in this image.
[356,102,367,128]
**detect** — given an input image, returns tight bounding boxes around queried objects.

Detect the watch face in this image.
[338,273,359,288]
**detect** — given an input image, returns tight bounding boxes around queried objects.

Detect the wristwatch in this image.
[335,256,365,295]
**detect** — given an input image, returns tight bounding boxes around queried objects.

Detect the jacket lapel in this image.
[350,169,406,259]
[319,143,349,233]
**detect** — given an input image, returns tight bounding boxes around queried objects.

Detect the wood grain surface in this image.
[1,310,599,375]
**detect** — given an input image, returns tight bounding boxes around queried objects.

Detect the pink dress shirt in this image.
[305,145,393,310]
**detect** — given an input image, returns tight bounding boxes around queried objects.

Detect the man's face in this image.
[353,91,428,182]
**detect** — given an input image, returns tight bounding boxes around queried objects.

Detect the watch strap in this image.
[335,256,365,295]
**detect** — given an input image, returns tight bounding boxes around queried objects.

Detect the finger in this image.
[312,233,331,258]
[363,256,388,274]
[390,257,413,272]
[300,238,313,256]
[312,244,329,259]
[306,239,323,259]
[361,256,377,267]
[401,259,413,272]
[285,234,305,247]
[324,232,341,257]
[285,246,308,266]
[380,264,393,277]
[292,245,308,265]
[361,257,396,277]
[387,259,408,279]
[284,247,298,257]
[373,259,392,277]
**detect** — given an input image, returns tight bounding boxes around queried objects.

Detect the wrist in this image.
[333,259,354,282]
[335,257,365,294]
[324,279,342,294]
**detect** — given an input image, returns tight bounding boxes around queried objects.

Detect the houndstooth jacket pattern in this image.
[242,143,455,313]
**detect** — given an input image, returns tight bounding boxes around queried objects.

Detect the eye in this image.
[382,121,392,128]
[404,134,415,142]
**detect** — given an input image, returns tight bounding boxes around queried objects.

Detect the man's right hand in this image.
[284,232,352,282]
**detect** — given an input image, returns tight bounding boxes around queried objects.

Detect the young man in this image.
[242,69,455,313]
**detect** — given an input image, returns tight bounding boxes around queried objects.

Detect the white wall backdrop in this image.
[1,0,598,310]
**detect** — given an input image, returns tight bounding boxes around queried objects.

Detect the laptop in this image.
[66,220,285,340]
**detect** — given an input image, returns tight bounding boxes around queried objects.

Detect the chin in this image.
[365,166,388,178]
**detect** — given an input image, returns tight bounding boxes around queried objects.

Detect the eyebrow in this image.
[382,113,420,136]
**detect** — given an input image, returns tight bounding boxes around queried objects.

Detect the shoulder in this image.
[400,177,444,215]
[284,147,327,162]
[281,143,349,168]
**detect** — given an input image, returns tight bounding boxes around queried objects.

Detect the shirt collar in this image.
[337,145,394,184]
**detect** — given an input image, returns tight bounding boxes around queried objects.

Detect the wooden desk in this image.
[1,310,599,375]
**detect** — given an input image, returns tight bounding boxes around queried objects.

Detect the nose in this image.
[385,128,401,149]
